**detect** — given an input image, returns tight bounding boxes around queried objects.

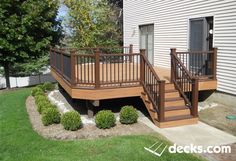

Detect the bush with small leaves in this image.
[43,82,55,91]
[36,84,44,90]
[37,100,53,114]
[120,106,138,124]
[61,111,82,131]
[41,108,61,126]
[34,95,49,105]
[95,110,116,129]
[31,87,44,96]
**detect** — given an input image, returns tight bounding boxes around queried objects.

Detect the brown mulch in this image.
[25,96,155,140]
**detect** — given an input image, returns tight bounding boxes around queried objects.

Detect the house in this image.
[49,0,235,128]
[123,0,236,95]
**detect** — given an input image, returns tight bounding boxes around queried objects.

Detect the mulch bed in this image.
[25,96,155,140]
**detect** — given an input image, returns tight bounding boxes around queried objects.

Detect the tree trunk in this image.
[3,62,10,89]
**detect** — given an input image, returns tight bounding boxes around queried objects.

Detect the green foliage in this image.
[0,0,62,86]
[120,106,138,124]
[41,108,61,126]
[36,100,53,114]
[95,110,116,129]
[61,111,82,131]
[34,94,48,105]
[31,87,44,96]
[64,0,121,47]
[43,82,55,91]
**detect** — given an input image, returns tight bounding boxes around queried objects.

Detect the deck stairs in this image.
[140,83,198,128]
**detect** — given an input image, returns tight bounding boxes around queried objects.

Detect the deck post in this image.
[212,48,217,80]
[140,49,145,84]
[191,77,199,117]
[50,47,52,67]
[60,48,65,75]
[86,101,94,118]
[129,44,133,63]
[158,80,165,122]
[170,48,176,83]
[70,50,76,86]
[95,48,100,88]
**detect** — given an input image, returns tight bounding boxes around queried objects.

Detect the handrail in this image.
[170,48,199,117]
[140,49,165,122]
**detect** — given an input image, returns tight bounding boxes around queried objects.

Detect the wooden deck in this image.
[50,46,217,128]
[51,64,216,100]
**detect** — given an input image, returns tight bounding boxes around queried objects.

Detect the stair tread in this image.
[165,97,183,102]
[165,89,178,93]
[165,115,193,122]
[165,106,188,111]
[141,92,146,95]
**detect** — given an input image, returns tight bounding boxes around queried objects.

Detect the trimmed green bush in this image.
[41,108,61,126]
[120,106,138,124]
[95,110,116,129]
[31,87,44,96]
[34,95,49,105]
[36,84,44,90]
[61,111,82,131]
[43,82,55,91]
[37,100,53,114]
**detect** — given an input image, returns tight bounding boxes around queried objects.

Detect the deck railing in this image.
[173,48,217,80]
[50,45,142,89]
[140,49,165,122]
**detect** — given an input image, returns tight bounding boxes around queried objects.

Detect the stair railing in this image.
[140,49,165,122]
[170,48,198,117]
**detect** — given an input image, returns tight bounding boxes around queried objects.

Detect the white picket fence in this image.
[0,71,55,89]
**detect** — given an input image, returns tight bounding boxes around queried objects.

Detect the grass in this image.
[0,88,205,161]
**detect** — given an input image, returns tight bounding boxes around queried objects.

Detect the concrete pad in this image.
[139,117,236,148]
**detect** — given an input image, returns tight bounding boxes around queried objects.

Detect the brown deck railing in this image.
[140,49,165,122]
[174,48,217,80]
[50,45,141,88]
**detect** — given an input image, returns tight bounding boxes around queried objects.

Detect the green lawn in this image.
[0,88,205,161]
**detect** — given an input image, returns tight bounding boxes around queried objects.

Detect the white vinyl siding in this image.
[124,0,236,95]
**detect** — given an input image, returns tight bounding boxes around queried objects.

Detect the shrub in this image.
[41,108,61,126]
[120,106,138,124]
[61,111,82,131]
[34,95,48,105]
[95,110,116,129]
[43,82,55,91]
[37,100,53,114]
[31,87,44,96]
[36,84,44,90]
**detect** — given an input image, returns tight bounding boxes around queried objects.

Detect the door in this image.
[189,17,213,75]
[139,25,154,65]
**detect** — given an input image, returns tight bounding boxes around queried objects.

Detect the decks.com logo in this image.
[145,142,231,157]
[169,144,231,154]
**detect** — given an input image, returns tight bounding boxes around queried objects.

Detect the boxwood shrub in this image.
[95,110,116,129]
[34,95,49,105]
[31,87,44,96]
[120,106,138,124]
[43,82,55,91]
[36,100,54,114]
[61,111,82,131]
[41,108,61,126]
